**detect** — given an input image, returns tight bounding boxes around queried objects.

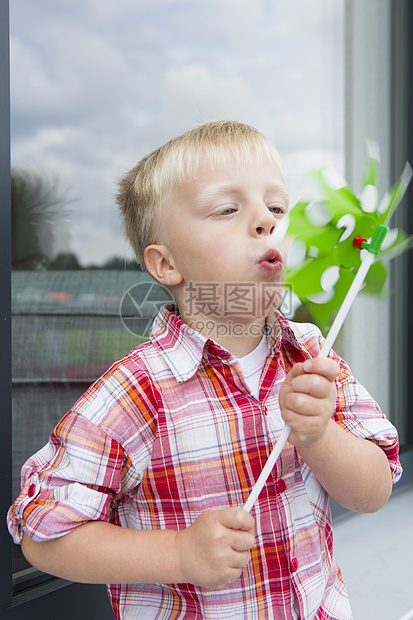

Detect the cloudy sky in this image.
[10,0,344,266]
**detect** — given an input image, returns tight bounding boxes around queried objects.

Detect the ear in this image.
[144,244,183,286]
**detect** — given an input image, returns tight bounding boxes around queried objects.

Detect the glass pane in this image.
[11,270,171,591]
[10,0,345,592]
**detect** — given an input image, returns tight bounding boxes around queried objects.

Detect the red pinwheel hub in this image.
[353,236,368,249]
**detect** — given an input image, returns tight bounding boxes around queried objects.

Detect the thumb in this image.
[217,507,255,532]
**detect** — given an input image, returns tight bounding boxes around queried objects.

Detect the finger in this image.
[290,373,333,399]
[283,391,335,417]
[214,566,244,589]
[302,358,339,382]
[217,507,255,532]
[228,550,251,569]
[228,530,255,553]
[285,362,306,381]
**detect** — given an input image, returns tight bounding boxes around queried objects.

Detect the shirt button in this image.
[276,479,286,493]
[28,484,36,497]
[290,558,298,573]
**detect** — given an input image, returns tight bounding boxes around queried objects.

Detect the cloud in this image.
[10,0,345,264]
[69,218,134,266]
[161,64,258,129]
[11,31,132,131]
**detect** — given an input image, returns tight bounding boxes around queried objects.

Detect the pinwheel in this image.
[244,142,413,513]
[281,140,413,332]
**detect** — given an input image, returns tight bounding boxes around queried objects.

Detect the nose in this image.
[253,203,276,237]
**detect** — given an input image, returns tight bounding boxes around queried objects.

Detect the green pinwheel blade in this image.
[362,261,388,295]
[287,201,343,256]
[304,267,354,330]
[377,163,413,225]
[362,142,380,188]
[286,246,365,300]
[336,214,377,269]
[285,256,325,299]
[283,141,412,333]
[379,229,413,261]
[310,170,362,222]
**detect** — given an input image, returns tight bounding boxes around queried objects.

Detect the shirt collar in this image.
[150,304,307,382]
[150,305,212,382]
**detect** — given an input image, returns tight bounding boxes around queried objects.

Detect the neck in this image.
[179,311,267,357]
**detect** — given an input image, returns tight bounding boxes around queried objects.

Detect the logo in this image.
[119,280,173,337]
[119,280,296,338]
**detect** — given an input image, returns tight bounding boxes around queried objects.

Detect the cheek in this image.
[177,228,239,281]
[207,245,238,276]
[178,238,224,280]
[209,233,239,257]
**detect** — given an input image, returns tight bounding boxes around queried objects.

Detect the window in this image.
[391,1,413,454]
[8,0,345,596]
[344,0,413,459]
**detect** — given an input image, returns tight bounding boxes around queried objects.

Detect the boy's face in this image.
[147,152,289,321]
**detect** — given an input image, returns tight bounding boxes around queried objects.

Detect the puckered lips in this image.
[258,248,284,273]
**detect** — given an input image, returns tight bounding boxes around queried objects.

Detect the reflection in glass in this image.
[10,0,345,594]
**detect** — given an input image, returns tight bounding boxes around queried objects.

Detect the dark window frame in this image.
[0,0,13,612]
[0,2,113,617]
[391,0,413,477]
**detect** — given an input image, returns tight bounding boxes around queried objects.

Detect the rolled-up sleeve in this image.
[287,318,403,484]
[333,355,402,483]
[7,412,126,544]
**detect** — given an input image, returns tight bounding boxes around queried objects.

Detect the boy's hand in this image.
[279,358,339,448]
[173,507,255,589]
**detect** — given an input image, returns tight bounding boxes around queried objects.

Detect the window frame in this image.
[0,0,13,611]
[344,0,413,471]
[391,0,413,469]
[0,2,113,617]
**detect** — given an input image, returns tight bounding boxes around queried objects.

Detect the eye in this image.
[215,205,238,216]
[268,205,284,215]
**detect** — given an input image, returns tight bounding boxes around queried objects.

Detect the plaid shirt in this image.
[8,306,402,619]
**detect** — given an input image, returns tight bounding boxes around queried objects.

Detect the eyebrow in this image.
[268,185,290,204]
[191,184,238,210]
[194,182,290,207]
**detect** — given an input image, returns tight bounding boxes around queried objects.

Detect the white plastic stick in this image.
[243,425,290,513]
[318,251,375,359]
[243,250,376,513]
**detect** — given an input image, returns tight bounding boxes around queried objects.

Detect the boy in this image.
[8,120,401,619]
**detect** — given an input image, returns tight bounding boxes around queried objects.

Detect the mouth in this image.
[258,249,284,272]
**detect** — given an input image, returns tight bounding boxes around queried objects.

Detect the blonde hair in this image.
[116,119,283,269]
